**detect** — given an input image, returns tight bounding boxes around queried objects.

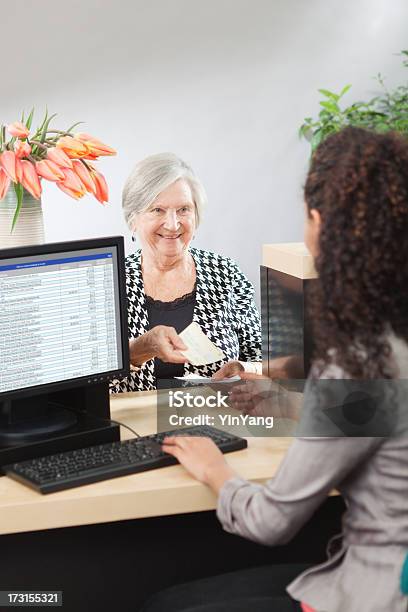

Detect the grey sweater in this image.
[217,336,408,612]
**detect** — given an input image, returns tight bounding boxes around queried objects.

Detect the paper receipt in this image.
[175,374,241,383]
[179,322,225,366]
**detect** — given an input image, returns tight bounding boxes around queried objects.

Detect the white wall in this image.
[3,0,407,299]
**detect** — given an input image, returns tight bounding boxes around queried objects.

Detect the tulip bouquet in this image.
[0,109,116,229]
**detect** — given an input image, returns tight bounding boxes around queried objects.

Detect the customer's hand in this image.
[129,325,188,366]
[162,436,236,493]
[212,360,244,380]
[230,373,301,421]
[229,374,279,415]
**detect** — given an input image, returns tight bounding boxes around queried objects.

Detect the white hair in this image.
[122,152,207,229]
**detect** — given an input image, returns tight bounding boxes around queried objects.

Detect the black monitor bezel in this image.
[0,236,130,401]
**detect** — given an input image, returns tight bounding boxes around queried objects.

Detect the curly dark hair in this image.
[305,126,408,378]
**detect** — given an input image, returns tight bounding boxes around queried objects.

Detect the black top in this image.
[146,286,196,380]
[110,248,261,393]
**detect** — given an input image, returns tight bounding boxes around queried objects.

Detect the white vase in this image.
[0,185,45,248]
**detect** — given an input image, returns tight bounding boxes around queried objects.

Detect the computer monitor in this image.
[0,236,129,468]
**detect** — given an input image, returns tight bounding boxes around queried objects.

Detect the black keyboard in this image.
[3,426,247,494]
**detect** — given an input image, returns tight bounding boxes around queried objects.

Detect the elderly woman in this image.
[110,153,261,392]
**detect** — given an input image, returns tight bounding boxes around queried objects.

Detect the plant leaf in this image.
[29,108,47,142]
[65,121,83,134]
[11,183,24,233]
[40,113,57,143]
[318,88,339,101]
[311,129,324,151]
[340,84,352,97]
[319,100,339,113]
[25,107,35,130]
[299,124,312,139]
[37,107,49,134]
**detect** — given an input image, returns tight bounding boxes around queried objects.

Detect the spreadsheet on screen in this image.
[0,246,123,394]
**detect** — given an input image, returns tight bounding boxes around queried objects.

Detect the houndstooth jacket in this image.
[110,247,262,392]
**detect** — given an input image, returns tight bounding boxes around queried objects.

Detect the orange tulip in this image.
[56,168,86,199]
[82,150,99,161]
[90,168,109,204]
[0,150,17,182]
[56,183,85,199]
[14,140,32,158]
[36,159,65,182]
[7,121,29,138]
[56,136,88,159]
[0,168,10,199]
[47,147,73,169]
[72,160,96,194]
[75,132,116,157]
[20,160,42,199]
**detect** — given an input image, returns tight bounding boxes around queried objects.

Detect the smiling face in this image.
[133,179,196,261]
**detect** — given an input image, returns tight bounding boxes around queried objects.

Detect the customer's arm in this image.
[216,435,381,545]
[162,434,382,546]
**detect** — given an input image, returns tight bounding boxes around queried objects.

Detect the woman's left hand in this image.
[162,436,236,493]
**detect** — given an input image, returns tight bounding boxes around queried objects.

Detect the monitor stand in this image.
[0,382,120,471]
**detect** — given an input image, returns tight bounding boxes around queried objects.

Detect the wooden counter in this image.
[0,391,295,536]
[262,242,317,279]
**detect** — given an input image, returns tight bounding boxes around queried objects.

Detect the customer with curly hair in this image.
[141,127,408,612]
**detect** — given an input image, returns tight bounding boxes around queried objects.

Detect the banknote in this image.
[179,322,225,366]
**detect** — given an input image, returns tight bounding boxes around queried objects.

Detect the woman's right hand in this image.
[129,325,188,366]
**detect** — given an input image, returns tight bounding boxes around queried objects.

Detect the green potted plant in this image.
[299,50,408,153]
